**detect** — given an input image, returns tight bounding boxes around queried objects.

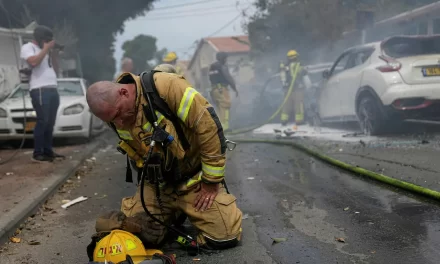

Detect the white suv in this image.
[318,35,440,135]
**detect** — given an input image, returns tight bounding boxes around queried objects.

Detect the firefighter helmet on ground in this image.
[163,52,178,63]
[287,50,298,58]
[93,230,159,263]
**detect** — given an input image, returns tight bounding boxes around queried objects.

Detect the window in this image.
[330,53,350,76]
[418,21,428,35]
[433,18,440,34]
[9,81,84,98]
[383,36,440,58]
[345,49,374,69]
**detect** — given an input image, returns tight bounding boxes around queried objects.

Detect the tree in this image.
[246,0,438,79]
[0,0,156,82]
[122,34,158,73]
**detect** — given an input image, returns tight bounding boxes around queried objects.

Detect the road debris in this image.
[96,194,107,199]
[335,237,345,243]
[242,214,249,220]
[272,237,287,244]
[5,172,14,176]
[247,177,255,180]
[355,211,360,214]
[344,207,350,211]
[61,196,88,209]
[10,237,21,243]
[193,258,201,261]
[28,240,41,245]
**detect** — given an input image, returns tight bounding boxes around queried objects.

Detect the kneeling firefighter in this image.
[280,50,308,126]
[85,70,243,256]
[208,52,239,131]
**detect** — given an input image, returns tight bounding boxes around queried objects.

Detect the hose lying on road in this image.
[232,138,440,201]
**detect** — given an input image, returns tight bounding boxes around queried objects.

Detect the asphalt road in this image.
[2,140,440,264]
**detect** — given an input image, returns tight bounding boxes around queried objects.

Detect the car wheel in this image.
[357,96,385,135]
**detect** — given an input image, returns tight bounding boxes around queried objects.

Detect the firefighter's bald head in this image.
[86,81,137,129]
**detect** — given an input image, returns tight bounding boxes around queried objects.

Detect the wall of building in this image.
[0,32,26,101]
[189,43,255,96]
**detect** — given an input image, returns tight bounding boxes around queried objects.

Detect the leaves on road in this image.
[335,237,345,243]
[272,237,287,244]
[10,237,21,243]
[28,240,41,245]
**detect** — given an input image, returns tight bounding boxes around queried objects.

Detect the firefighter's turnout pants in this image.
[120,182,242,247]
[281,88,304,124]
[210,84,231,130]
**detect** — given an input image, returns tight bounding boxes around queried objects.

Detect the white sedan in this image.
[0,78,106,140]
[318,35,440,135]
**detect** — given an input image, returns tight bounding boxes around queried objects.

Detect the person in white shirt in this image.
[20,25,65,163]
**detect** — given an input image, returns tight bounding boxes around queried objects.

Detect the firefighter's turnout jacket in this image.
[114,72,227,186]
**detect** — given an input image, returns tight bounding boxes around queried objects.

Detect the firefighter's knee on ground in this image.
[198,231,242,250]
[194,192,243,250]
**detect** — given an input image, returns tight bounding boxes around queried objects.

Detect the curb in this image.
[232,138,440,201]
[0,137,108,245]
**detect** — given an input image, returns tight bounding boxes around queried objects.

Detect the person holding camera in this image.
[20,25,64,162]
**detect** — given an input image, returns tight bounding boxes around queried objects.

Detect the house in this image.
[0,24,34,100]
[187,35,254,95]
[335,1,440,56]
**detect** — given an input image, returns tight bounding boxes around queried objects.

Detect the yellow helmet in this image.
[93,230,163,264]
[287,50,298,58]
[163,52,178,63]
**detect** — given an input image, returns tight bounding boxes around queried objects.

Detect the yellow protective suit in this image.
[112,72,242,247]
[280,61,304,124]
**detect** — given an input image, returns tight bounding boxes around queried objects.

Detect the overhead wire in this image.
[145,3,246,17]
[151,0,223,11]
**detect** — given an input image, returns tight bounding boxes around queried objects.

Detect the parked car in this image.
[302,63,333,125]
[0,78,106,140]
[317,35,440,135]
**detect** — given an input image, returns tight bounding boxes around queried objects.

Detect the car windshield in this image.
[383,36,440,58]
[9,81,84,99]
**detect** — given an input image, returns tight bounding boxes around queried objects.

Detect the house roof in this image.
[205,35,250,53]
[375,1,440,27]
[188,35,251,69]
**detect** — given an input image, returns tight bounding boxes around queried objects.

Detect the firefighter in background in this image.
[208,52,239,132]
[163,51,184,76]
[280,50,307,126]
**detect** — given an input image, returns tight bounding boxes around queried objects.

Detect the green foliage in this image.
[122,34,158,73]
[0,0,156,82]
[246,0,438,78]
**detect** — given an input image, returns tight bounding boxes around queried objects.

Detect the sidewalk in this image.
[248,123,440,194]
[0,133,112,244]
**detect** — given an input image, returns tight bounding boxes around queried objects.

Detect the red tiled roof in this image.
[204,35,250,53]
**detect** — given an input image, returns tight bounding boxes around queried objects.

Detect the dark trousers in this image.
[30,87,60,157]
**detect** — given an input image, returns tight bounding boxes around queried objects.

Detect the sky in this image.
[113,0,255,71]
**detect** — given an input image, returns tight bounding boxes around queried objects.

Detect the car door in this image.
[319,52,351,120]
[337,48,375,119]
